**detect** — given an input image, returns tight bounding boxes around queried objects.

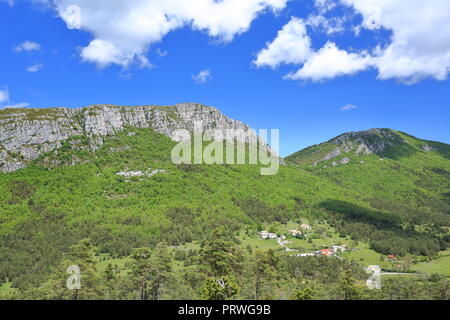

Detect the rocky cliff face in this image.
[330,129,406,155]
[284,128,414,166]
[315,129,408,165]
[0,103,251,172]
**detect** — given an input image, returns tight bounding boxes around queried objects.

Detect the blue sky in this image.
[1,0,449,156]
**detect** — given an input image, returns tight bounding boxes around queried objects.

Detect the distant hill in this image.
[285,128,450,166]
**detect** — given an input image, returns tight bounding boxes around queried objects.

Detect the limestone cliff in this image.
[0,103,250,172]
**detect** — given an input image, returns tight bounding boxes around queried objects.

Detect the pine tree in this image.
[339,267,359,300]
[130,243,173,300]
[36,238,104,300]
[253,249,279,299]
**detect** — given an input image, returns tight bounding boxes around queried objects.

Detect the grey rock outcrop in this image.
[420,144,435,152]
[0,103,251,172]
[331,129,406,155]
[315,129,407,164]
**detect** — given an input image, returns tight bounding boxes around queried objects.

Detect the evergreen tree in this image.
[200,276,240,300]
[130,243,173,300]
[34,238,104,300]
[339,267,360,300]
[252,249,279,299]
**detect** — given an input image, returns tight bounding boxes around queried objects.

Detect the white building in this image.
[259,231,277,239]
[297,253,316,257]
[288,230,302,236]
[366,265,381,274]
[300,224,312,231]
[331,245,348,253]
[259,230,269,238]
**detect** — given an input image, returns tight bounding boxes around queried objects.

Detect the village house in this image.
[297,253,316,257]
[300,224,312,231]
[259,231,277,239]
[331,245,348,253]
[318,249,333,256]
[366,265,381,274]
[387,254,397,261]
[288,230,302,237]
[259,230,269,238]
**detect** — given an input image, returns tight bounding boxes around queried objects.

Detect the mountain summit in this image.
[0,103,250,172]
[285,128,450,166]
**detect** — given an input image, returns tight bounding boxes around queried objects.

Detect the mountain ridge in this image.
[1,104,450,173]
[285,128,450,167]
[0,103,250,172]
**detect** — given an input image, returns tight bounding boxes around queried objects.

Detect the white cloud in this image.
[49,0,288,68]
[0,88,9,104]
[3,102,31,109]
[341,0,450,83]
[314,0,337,14]
[255,1,450,83]
[285,42,373,81]
[0,87,30,109]
[27,63,44,72]
[14,41,41,52]
[340,104,358,111]
[80,39,150,68]
[254,17,372,82]
[254,17,312,68]
[156,48,168,58]
[192,69,212,84]
[306,14,346,35]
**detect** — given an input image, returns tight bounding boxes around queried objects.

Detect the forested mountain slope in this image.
[0,106,449,299]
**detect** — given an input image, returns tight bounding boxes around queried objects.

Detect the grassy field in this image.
[238,222,408,272]
[96,254,132,277]
[412,255,450,276]
[0,282,12,295]
[239,236,282,251]
[344,247,393,269]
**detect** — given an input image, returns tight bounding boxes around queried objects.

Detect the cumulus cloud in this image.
[254,17,312,68]
[255,17,372,82]
[27,63,44,72]
[341,0,450,83]
[340,104,358,111]
[285,42,373,81]
[48,0,288,68]
[192,69,212,84]
[255,1,450,83]
[80,39,151,68]
[14,41,41,52]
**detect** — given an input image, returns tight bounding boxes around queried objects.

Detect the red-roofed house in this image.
[319,249,333,256]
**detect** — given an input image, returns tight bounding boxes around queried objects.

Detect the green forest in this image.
[0,127,449,300]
